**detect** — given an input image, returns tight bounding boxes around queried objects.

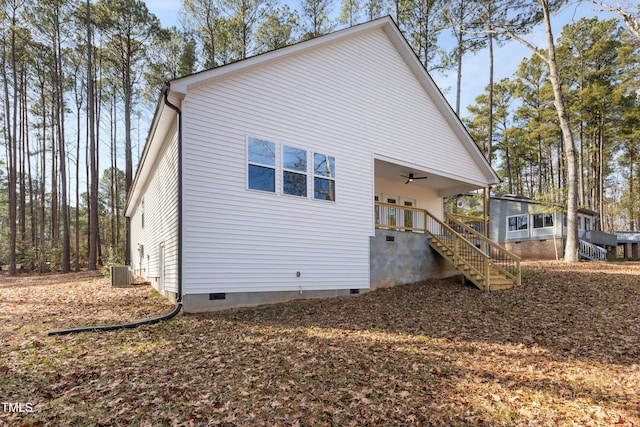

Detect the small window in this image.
[141,199,145,229]
[314,153,335,201]
[507,214,528,231]
[248,138,276,192]
[533,213,553,228]
[282,145,307,197]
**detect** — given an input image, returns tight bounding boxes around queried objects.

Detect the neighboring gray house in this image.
[488,195,617,260]
[125,17,505,313]
[617,232,640,259]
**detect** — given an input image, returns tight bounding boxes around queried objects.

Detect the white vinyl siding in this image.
[129,124,179,294]
[179,27,486,294]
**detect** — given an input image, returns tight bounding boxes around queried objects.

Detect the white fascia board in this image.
[125,93,182,217]
[381,23,500,187]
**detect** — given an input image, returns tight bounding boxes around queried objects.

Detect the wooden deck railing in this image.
[448,213,486,235]
[424,211,493,290]
[374,202,522,290]
[375,202,427,233]
[445,213,521,286]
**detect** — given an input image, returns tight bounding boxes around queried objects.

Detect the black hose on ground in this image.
[47,303,182,336]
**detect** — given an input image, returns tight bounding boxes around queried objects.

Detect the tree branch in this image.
[483,27,551,66]
[586,0,640,38]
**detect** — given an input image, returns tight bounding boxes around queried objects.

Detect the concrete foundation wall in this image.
[370,229,456,290]
[182,289,364,313]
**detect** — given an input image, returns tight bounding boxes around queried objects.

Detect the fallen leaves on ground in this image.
[1,261,639,426]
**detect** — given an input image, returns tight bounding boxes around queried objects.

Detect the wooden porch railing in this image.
[375,202,427,233]
[374,202,521,291]
[424,212,494,290]
[445,213,521,287]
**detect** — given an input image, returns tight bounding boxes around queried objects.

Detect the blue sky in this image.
[144,0,603,117]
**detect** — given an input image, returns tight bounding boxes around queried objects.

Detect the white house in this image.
[125,16,501,313]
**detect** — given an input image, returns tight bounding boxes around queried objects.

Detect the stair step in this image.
[490,283,516,291]
[490,278,515,286]
[427,227,521,292]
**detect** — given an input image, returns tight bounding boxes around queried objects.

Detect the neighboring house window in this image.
[313,153,335,201]
[507,214,528,231]
[282,145,307,197]
[533,213,553,228]
[141,199,145,229]
[248,138,276,192]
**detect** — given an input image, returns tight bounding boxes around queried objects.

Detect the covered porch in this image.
[372,157,491,223]
[370,158,521,292]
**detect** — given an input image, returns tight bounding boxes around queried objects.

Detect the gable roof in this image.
[170,16,497,183]
[126,16,498,216]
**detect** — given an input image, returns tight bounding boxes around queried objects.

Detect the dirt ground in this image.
[1,261,639,426]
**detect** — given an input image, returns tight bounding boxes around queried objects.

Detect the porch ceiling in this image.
[374,159,486,197]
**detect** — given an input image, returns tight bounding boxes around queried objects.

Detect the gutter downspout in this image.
[47,84,185,336]
[163,82,183,304]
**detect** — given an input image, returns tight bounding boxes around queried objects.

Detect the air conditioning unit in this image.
[110,266,133,287]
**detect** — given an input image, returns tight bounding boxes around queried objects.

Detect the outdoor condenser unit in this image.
[110,266,133,287]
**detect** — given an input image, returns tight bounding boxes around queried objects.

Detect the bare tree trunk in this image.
[487,5,494,165]
[50,96,58,248]
[124,55,132,266]
[87,0,99,271]
[39,83,46,274]
[5,4,19,276]
[75,93,81,271]
[54,16,70,273]
[630,150,635,231]
[19,78,26,248]
[110,89,117,250]
[540,0,579,262]
[598,117,605,231]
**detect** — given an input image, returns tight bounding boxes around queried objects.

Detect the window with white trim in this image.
[533,213,553,228]
[247,138,276,192]
[313,153,335,201]
[507,214,528,231]
[282,145,307,197]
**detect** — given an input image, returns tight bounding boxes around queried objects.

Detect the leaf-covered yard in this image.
[1,261,639,426]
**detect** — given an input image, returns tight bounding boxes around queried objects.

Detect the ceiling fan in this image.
[402,173,428,184]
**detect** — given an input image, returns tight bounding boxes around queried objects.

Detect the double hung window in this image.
[247,138,276,192]
[313,153,335,201]
[282,145,307,197]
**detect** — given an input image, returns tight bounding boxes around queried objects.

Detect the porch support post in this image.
[483,187,490,238]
